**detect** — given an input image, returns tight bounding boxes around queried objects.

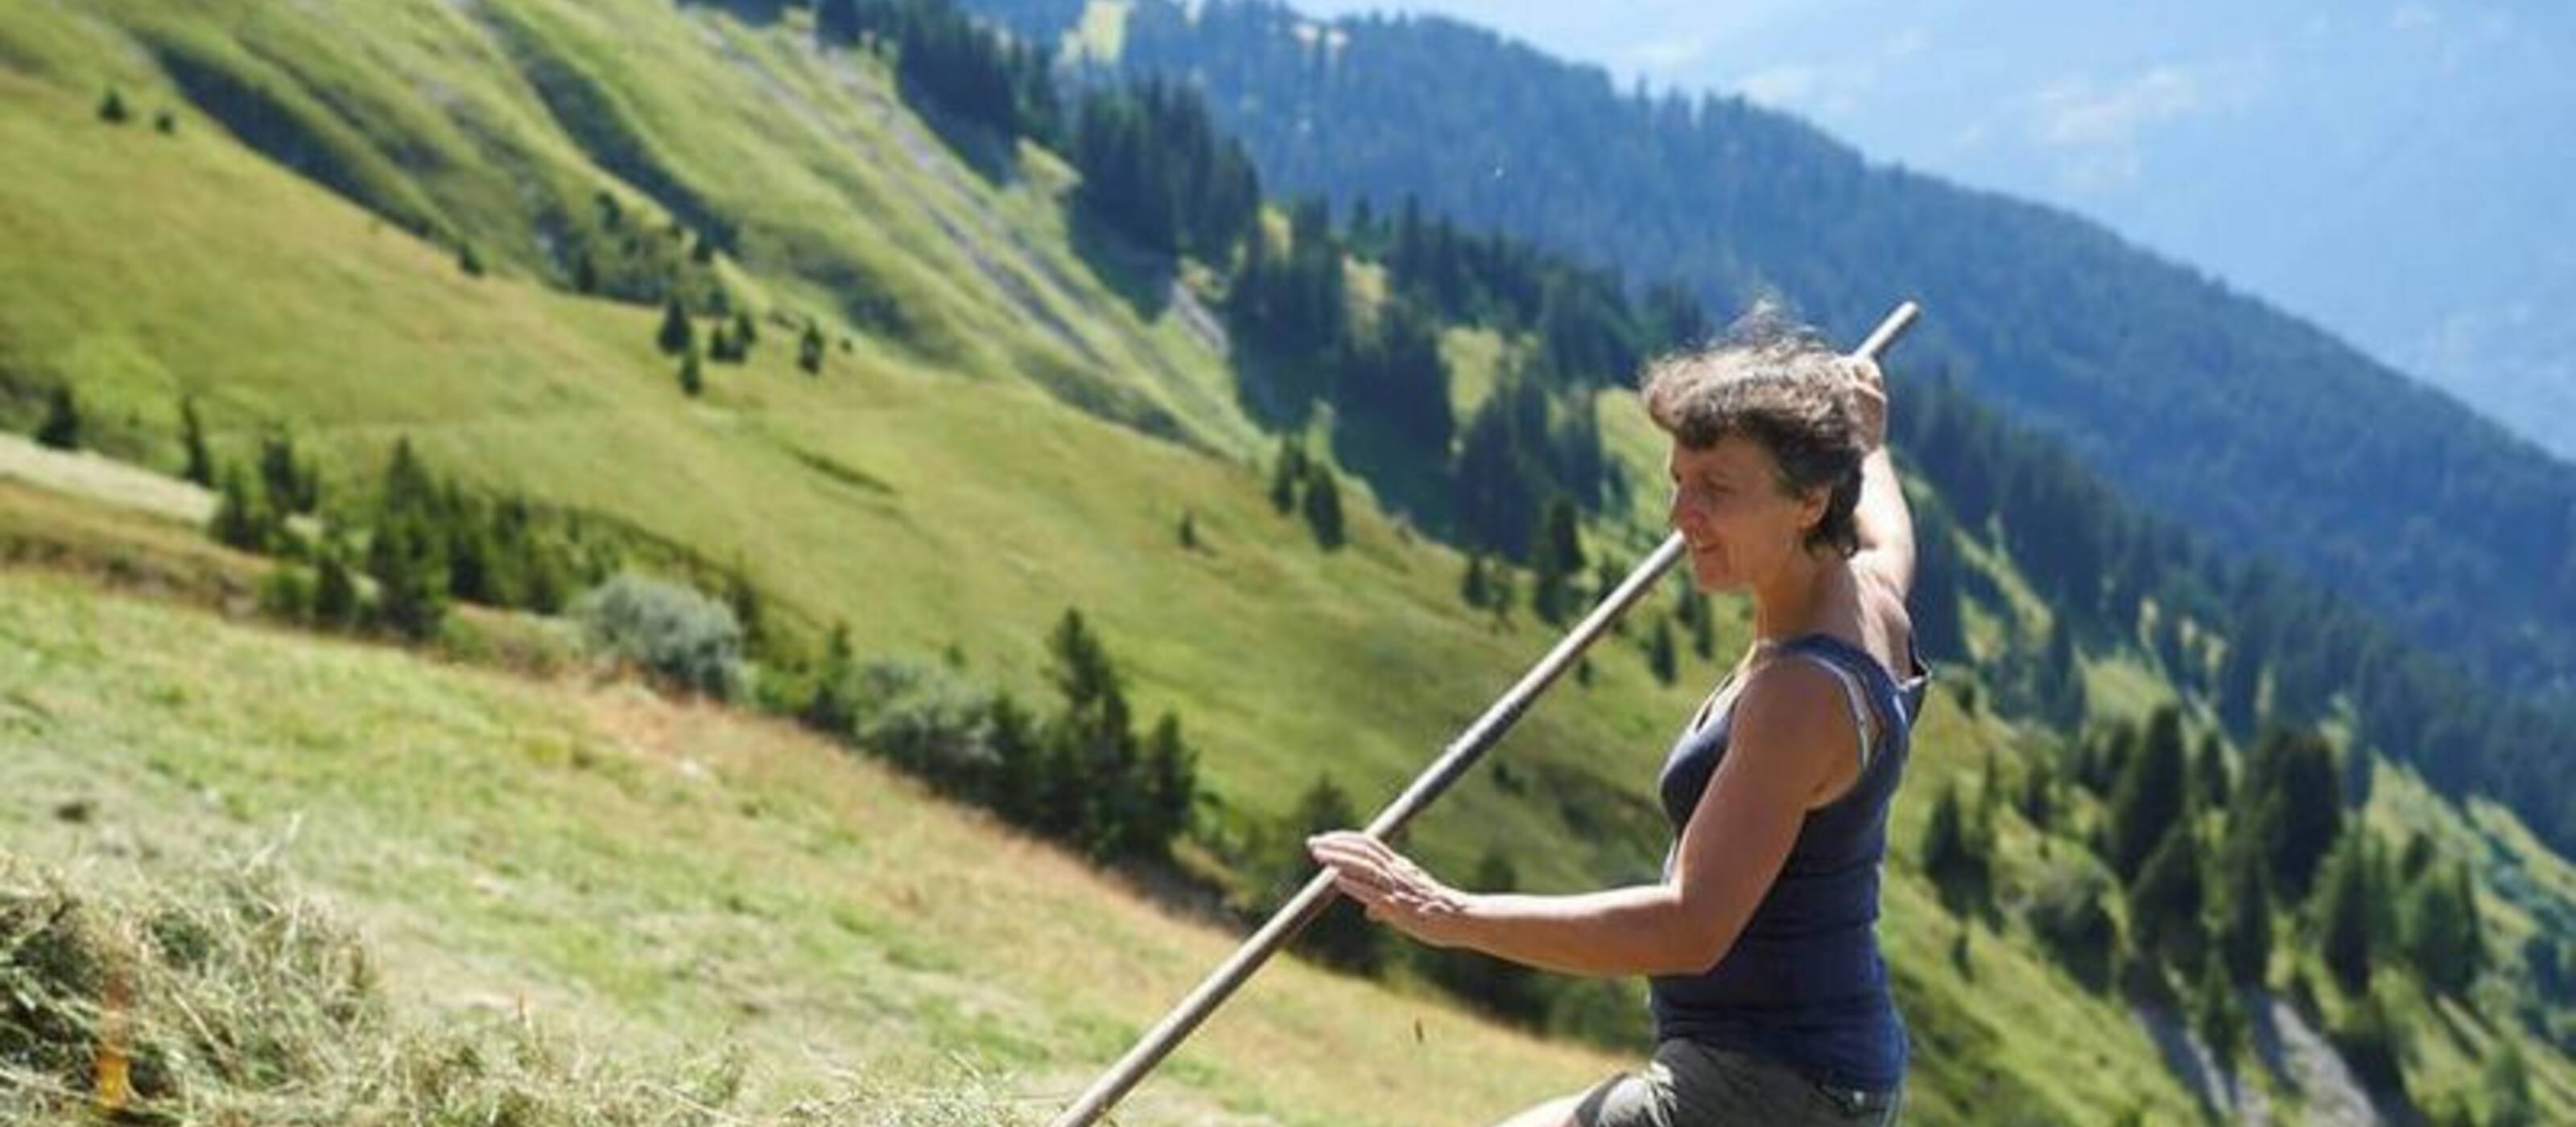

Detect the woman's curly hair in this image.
[1639,303,1868,558]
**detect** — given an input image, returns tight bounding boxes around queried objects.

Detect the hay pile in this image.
[0,852,1026,1125]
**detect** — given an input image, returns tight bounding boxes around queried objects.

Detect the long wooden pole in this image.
[1046,301,1922,1127]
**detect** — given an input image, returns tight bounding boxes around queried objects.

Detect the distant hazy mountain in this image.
[1287,0,2576,463]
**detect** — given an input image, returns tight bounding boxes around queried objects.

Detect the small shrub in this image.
[2326,993,2408,1097]
[798,322,825,374]
[848,659,1004,795]
[258,565,316,621]
[569,572,746,700]
[655,298,694,356]
[179,397,213,486]
[35,384,80,450]
[678,349,704,397]
[2029,859,2117,990]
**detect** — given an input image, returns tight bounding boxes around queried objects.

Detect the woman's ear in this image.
[1796,484,1830,535]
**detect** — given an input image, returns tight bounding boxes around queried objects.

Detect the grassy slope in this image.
[0,10,1703,894]
[6,0,2560,1120]
[0,569,1626,1125]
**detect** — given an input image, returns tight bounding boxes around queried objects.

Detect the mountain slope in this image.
[6,1,2576,1122]
[989,0,2576,712]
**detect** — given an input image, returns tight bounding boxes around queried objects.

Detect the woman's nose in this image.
[1667,487,1700,533]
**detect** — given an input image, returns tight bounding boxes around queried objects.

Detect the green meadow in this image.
[1,0,2571,1122]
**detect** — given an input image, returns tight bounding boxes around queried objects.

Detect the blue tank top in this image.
[1647,631,1926,1092]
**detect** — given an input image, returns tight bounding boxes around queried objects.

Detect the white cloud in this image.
[2021,61,2264,190]
[1729,56,1880,122]
[1736,63,1820,106]
[1628,34,1711,72]
[2390,3,2438,33]
[2035,66,2207,149]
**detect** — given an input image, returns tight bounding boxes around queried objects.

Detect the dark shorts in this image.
[1574,1038,1902,1127]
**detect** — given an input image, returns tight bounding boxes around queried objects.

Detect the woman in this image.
[1310,312,1926,1125]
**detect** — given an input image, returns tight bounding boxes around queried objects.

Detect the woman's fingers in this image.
[1847,356,1885,391]
[1311,836,1397,892]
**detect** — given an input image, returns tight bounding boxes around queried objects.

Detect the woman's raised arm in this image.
[1846,358,1915,600]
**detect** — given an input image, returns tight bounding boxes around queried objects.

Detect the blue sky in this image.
[1292,0,2576,460]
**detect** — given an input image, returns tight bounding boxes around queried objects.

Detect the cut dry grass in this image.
[0,848,1061,1126]
[0,850,757,1125]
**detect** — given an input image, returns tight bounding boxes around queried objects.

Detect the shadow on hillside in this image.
[1067,208,1174,323]
[902,94,1023,188]
[1219,343,1462,541]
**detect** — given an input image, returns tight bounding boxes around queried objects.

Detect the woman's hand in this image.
[1307,831,1476,948]
[1845,356,1889,452]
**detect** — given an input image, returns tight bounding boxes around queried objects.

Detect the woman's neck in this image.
[1749,549,1839,644]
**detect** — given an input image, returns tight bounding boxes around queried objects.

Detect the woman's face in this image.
[1666,435,1825,592]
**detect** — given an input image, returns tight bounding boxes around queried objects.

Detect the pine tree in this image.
[35,385,80,451]
[97,88,129,124]
[2193,956,2245,1071]
[1269,437,1305,514]
[1977,749,2004,837]
[2107,706,2190,881]
[1176,510,1198,550]
[656,297,694,355]
[572,253,599,295]
[2251,727,2343,898]
[366,440,448,642]
[152,109,175,134]
[2193,732,2231,809]
[2484,1041,2537,1127]
[457,242,485,277]
[208,464,270,553]
[721,567,765,655]
[1300,462,1345,549]
[1529,495,1583,623]
[258,430,317,514]
[2217,630,2265,737]
[2401,860,2482,995]
[1460,552,1490,608]
[180,398,213,486]
[2044,620,2089,726]
[798,322,825,374]
[1646,616,1678,685]
[2019,758,2058,831]
[314,535,360,627]
[2126,824,2206,971]
[732,311,758,348]
[2215,831,2273,985]
[1285,774,1381,972]
[803,621,858,737]
[2314,834,2375,994]
[1044,609,1146,859]
[985,691,1043,828]
[1137,712,1198,858]
[1422,848,1542,1023]
[678,349,704,397]
[1921,779,1988,910]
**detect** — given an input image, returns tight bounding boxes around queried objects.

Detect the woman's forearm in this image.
[1451,886,1725,978]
